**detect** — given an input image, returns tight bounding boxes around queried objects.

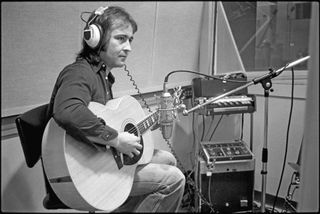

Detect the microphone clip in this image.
[172,86,184,106]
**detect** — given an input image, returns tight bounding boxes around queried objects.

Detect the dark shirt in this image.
[48,58,118,146]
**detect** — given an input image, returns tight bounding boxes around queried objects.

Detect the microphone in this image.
[159,83,175,140]
[274,55,310,76]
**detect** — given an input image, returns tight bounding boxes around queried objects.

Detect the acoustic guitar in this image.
[42,95,159,211]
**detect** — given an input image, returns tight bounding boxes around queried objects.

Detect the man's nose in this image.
[123,40,132,51]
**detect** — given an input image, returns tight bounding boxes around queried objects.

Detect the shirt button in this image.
[102,133,110,141]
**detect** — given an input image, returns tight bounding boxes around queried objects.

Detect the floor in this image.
[178,191,297,213]
[178,170,298,213]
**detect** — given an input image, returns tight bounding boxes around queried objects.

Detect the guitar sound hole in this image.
[123,123,144,165]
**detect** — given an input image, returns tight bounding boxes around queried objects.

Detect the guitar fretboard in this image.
[137,112,159,135]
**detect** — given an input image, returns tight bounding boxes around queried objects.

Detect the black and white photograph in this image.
[1,1,318,213]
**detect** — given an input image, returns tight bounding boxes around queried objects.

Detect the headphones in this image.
[83,6,108,49]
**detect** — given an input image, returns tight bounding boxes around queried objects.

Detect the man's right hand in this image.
[112,132,142,158]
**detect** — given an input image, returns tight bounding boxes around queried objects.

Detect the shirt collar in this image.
[82,59,115,84]
[91,60,107,74]
[91,60,115,84]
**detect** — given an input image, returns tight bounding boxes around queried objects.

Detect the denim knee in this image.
[152,149,178,166]
[166,151,177,166]
[171,165,186,190]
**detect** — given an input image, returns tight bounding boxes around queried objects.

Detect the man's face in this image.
[100,24,134,69]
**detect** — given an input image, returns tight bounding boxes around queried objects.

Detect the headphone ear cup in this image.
[83,24,103,49]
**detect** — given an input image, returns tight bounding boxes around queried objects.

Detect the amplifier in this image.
[198,140,255,213]
[192,73,248,99]
[199,169,255,213]
[194,95,256,115]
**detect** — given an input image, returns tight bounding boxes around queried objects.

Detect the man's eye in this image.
[118,36,126,42]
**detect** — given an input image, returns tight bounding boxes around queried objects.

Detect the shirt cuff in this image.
[99,128,118,142]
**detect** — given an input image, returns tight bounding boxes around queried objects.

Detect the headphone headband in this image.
[95,6,108,15]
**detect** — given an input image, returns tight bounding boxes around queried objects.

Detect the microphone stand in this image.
[182,56,310,212]
[260,70,271,213]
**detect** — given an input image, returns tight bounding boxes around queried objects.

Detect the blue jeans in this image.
[114,149,186,212]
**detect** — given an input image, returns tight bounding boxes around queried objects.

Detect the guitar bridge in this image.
[111,147,123,169]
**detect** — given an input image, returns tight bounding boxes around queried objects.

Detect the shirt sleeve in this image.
[52,66,118,146]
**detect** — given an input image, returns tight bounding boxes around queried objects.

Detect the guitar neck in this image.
[137,111,159,135]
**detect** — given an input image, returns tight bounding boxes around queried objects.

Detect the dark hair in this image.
[76,6,138,65]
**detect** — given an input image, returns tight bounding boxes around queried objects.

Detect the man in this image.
[47,5,185,212]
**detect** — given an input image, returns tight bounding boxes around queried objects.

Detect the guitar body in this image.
[42,95,155,211]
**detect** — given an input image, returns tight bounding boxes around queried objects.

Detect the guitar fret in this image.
[137,112,159,135]
[139,124,144,133]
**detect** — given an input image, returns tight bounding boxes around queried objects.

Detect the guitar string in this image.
[123,65,215,212]
[124,113,158,135]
